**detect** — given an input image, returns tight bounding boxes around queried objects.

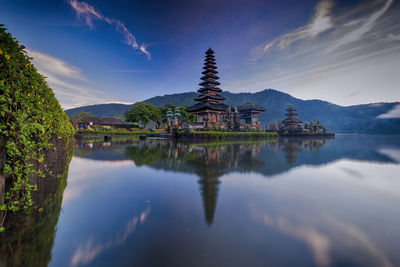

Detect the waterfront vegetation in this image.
[75,127,277,140]
[76,128,164,136]
[0,25,74,232]
[179,131,277,140]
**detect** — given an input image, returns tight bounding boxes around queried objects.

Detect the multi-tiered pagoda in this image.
[187,48,228,127]
[281,104,303,131]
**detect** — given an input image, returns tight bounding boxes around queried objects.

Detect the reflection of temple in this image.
[198,176,220,225]
[278,138,327,165]
[188,144,265,225]
[124,141,266,225]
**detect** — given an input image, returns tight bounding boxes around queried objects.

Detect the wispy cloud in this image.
[250,0,394,61]
[28,50,86,81]
[240,0,400,105]
[249,0,334,61]
[112,69,150,73]
[326,0,394,53]
[70,206,151,267]
[27,50,121,109]
[69,0,151,60]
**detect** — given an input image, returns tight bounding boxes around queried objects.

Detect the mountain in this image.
[65,89,400,133]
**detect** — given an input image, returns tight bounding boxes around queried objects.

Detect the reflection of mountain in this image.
[74,139,137,161]
[0,139,73,267]
[74,135,400,226]
[76,136,400,178]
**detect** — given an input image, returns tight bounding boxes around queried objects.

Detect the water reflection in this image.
[73,135,400,229]
[74,135,400,176]
[0,139,73,267]
[51,134,400,267]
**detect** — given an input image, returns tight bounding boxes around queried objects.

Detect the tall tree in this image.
[125,102,161,127]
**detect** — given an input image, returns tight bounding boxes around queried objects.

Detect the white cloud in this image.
[240,0,400,105]
[69,0,150,60]
[377,104,400,119]
[28,50,86,81]
[27,50,122,109]
[70,206,151,267]
[326,0,394,53]
[249,0,334,61]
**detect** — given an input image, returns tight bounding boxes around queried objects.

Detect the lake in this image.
[3,134,400,267]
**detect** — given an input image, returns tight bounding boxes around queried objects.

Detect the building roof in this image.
[202,65,217,70]
[199,80,220,86]
[194,94,225,101]
[201,74,219,80]
[286,105,296,112]
[187,102,229,112]
[206,47,214,54]
[202,69,218,75]
[282,117,303,124]
[197,87,222,93]
[72,116,134,126]
[237,102,265,112]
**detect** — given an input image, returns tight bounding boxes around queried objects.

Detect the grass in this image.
[75,128,164,136]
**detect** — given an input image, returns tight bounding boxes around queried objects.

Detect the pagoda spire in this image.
[194,48,225,103]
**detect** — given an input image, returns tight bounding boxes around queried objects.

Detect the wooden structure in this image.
[237,102,265,128]
[187,48,228,128]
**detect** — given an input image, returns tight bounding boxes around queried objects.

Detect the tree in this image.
[308,120,326,133]
[69,111,93,124]
[125,102,161,127]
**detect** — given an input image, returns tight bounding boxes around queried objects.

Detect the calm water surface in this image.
[48,135,400,267]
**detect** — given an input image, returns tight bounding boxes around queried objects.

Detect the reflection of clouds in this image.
[379,148,400,163]
[225,159,400,266]
[62,158,133,204]
[252,209,394,267]
[70,205,151,267]
[263,214,331,266]
[70,238,103,267]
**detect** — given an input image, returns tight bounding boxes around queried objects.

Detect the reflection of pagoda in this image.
[198,176,220,225]
[187,48,228,127]
[278,139,303,165]
[278,138,328,165]
[188,144,265,225]
[125,141,266,225]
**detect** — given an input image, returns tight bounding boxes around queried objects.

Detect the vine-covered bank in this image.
[0,25,74,231]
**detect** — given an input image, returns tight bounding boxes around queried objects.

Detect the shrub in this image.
[0,25,74,231]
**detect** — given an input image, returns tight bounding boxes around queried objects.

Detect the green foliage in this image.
[69,110,93,123]
[125,102,161,127]
[68,90,400,134]
[76,128,164,136]
[179,131,277,140]
[0,25,74,230]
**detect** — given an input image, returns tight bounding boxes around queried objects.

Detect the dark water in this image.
[3,135,400,267]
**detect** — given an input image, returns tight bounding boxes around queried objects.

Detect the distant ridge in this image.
[65,89,400,133]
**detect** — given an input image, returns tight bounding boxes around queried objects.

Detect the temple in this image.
[187,48,229,128]
[237,102,265,128]
[187,48,265,130]
[280,105,303,132]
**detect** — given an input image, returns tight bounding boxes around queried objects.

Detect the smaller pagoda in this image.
[280,105,302,132]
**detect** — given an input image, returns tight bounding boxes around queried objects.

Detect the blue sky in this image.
[1,0,399,108]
